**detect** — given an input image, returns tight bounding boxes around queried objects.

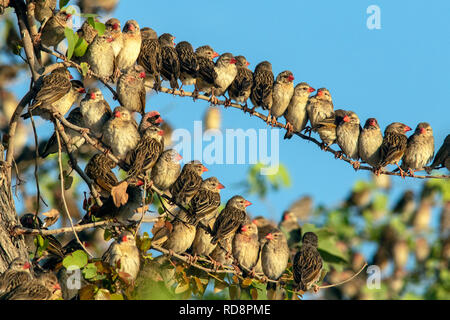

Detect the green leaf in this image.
[103,229,113,241]
[74,38,89,58]
[64,27,78,60]
[80,62,89,77]
[93,22,106,36]
[82,263,98,279]
[63,250,88,270]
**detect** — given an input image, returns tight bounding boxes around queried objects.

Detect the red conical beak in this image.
[113,23,119,30]
[419,127,426,134]
[201,165,208,172]
[114,111,121,118]
[121,235,128,242]
[241,225,248,232]
[155,117,164,124]
[23,262,31,270]
[343,115,350,122]
[139,71,146,78]
[158,130,164,136]
[308,87,315,93]
[246,61,250,66]
[54,283,61,290]
[212,52,219,59]
[244,200,252,207]
[230,57,237,64]
[265,233,274,240]
[404,126,412,132]
[174,153,183,161]
[79,88,86,93]
[288,75,294,82]
[69,74,73,79]
[217,183,225,190]
[90,93,96,100]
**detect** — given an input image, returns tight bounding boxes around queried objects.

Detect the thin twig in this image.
[318,262,368,289]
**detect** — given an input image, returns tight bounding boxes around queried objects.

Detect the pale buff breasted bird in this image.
[116,20,142,72]
[159,33,180,92]
[293,232,323,292]
[105,18,123,58]
[376,122,412,176]
[117,64,147,115]
[336,110,361,168]
[211,195,251,245]
[84,32,116,81]
[40,10,72,48]
[227,55,253,110]
[212,53,237,104]
[101,106,140,160]
[102,231,140,282]
[192,215,218,258]
[232,218,260,272]
[187,177,225,224]
[150,149,182,191]
[138,27,162,91]
[359,118,383,167]
[169,160,208,206]
[250,61,274,114]
[313,108,347,149]
[400,122,434,176]
[269,70,294,126]
[79,87,112,138]
[283,82,315,139]
[306,88,334,132]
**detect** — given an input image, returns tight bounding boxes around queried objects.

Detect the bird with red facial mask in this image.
[336,110,361,169]
[117,64,147,115]
[400,122,434,176]
[80,88,112,138]
[117,20,142,72]
[376,122,412,177]
[102,106,140,160]
[284,82,315,139]
[268,70,295,126]
[359,118,383,167]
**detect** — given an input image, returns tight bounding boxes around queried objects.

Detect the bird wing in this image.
[212,207,246,243]
[379,132,407,166]
[251,70,273,108]
[126,136,163,179]
[32,71,71,108]
[160,46,180,87]
[294,245,323,290]
[177,46,198,77]
[190,189,220,222]
[197,56,217,85]
[138,39,161,76]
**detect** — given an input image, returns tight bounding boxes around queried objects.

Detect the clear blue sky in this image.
[6,1,449,228]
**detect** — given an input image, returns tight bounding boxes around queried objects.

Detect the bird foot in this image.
[248,268,257,278]
[407,168,416,177]
[395,163,407,179]
[260,275,269,284]
[265,114,272,125]
[320,143,329,151]
[209,95,218,106]
[335,151,343,159]
[285,122,294,133]
[351,160,360,170]
[192,88,199,101]
[224,98,232,107]
[232,264,241,274]
[179,88,185,97]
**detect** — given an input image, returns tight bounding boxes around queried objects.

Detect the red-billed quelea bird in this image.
[400,122,434,176]
[306,88,334,135]
[125,125,165,185]
[232,218,260,273]
[105,18,123,58]
[33,0,56,24]
[212,53,237,105]
[188,177,224,224]
[426,134,450,173]
[269,70,294,126]
[169,160,208,206]
[313,109,347,150]
[159,33,180,92]
[359,118,383,167]
[194,45,219,99]
[21,68,77,120]
[117,64,147,115]
[261,228,289,299]
[211,195,251,245]
[376,122,412,177]
[150,149,182,191]
[101,106,140,160]
[116,20,142,72]
[102,231,140,282]
[84,32,116,81]
[227,55,253,110]
[192,216,218,258]
[40,10,72,49]
[0,258,32,295]
[283,82,315,139]
[138,27,162,91]
[1,272,61,300]
[79,87,112,138]
[250,61,274,114]
[293,232,323,293]
[40,107,85,158]
[85,153,118,199]
[336,110,361,169]
[175,41,199,93]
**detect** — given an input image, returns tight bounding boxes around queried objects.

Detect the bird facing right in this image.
[232,218,260,272]
[169,160,208,206]
[426,134,450,173]
[283,82,315,139]
[336,110,361,168]
[159,33,180,92]
[269,70,295,126]
[293,232,323,292]
[117,64,147,115]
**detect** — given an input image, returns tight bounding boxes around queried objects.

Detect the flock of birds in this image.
[0,1,448,300]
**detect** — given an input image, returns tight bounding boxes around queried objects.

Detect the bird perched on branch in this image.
[212,53,237,105]
[188,177,224,224]
[306,88,334,135]
[284,82,315,139]
[159,33,180,92]
[85,153,118,198]
[232,218,260,272]
[84,32,116,81]
[0,258,33,295]
[40,107,85,158]
[293,232,323,293]
[194,45,219,99]
[400,122,434,176]
[426,134,449,173]
[102,231,140,283]
[0,272,61,300]
[102,106,140,160]
[32,0,56,24]
[150,149,182,191]
[192,216,218,258]
[313,108,346,150]
[250,61,274,114]
[227,55,253,110]
[21,68,78,120]
[359,118,383,167]
[138,27,162,91]
[105,18,123,58]
[169,160,208,206]
[40,10,72,49]
[175,41,198,93]
[376,122,412,177]
[117,64,147,115]
[211,195,251,245]
[79,88,112,138]
[117,20,142,72]
[269,70,294,126]
[336,110,361,169]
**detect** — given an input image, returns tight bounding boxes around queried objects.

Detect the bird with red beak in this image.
[188,177,225,224]
[400,122,434,176]
[117,20,142,72]
[269,70,295,126]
